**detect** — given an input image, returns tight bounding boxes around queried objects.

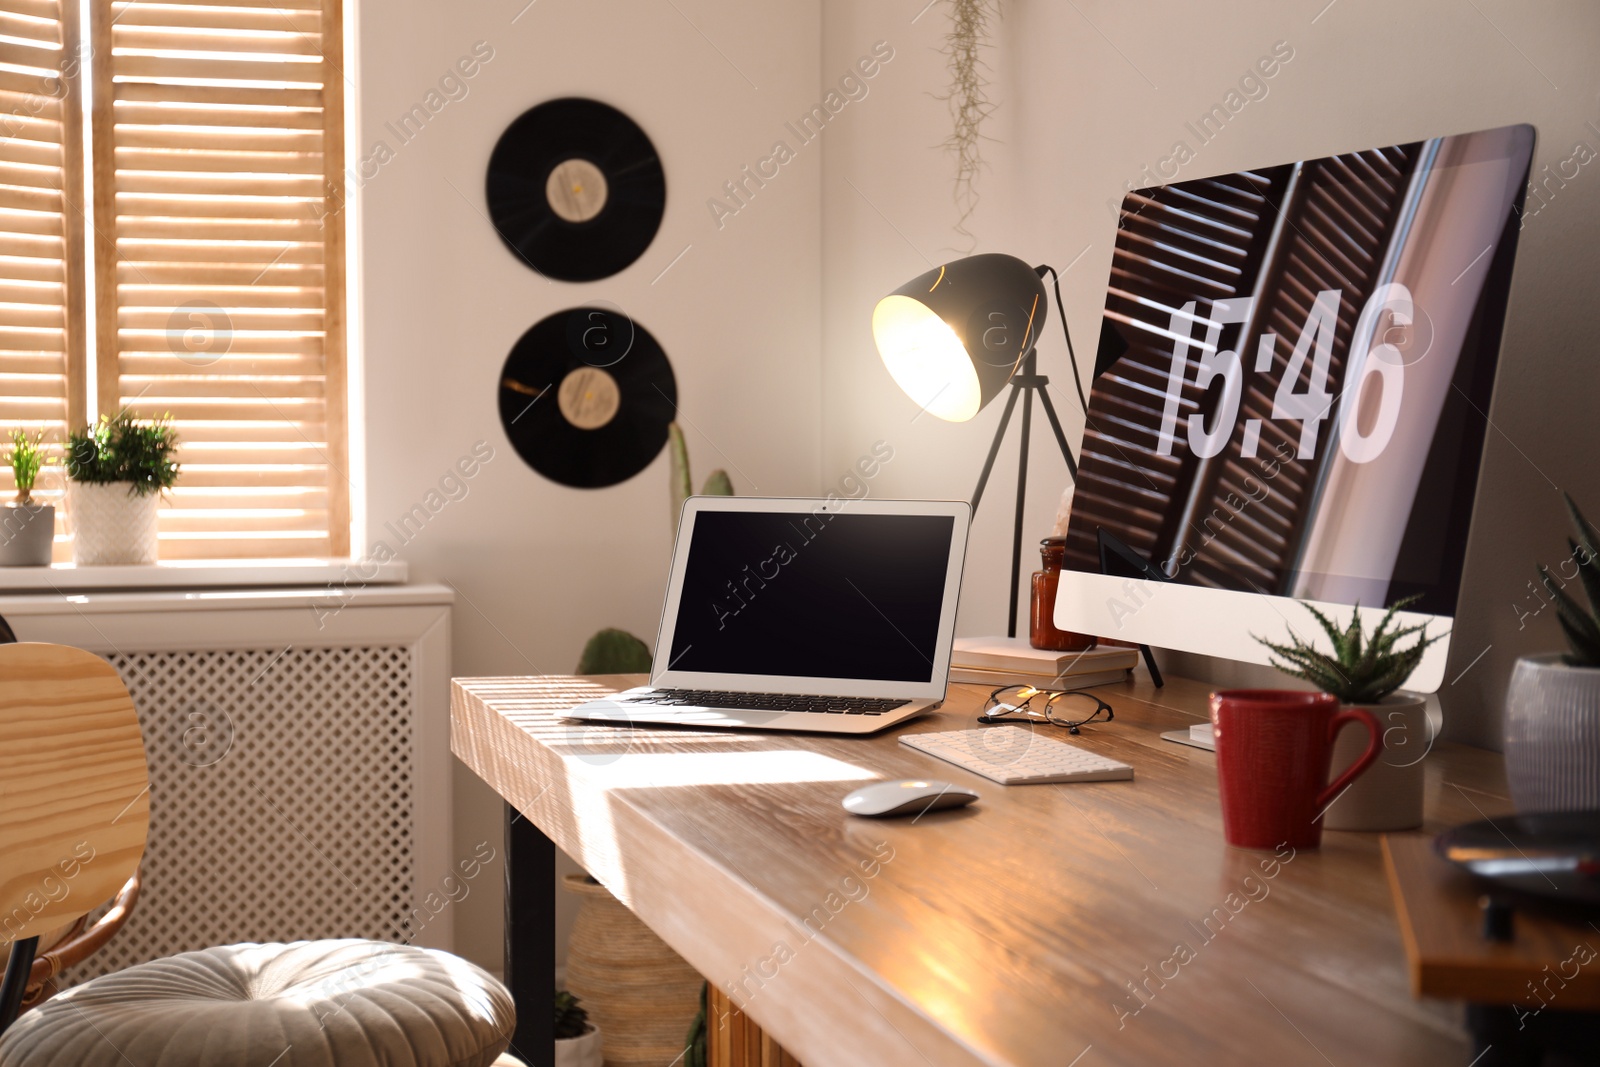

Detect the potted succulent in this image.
[1504,493,1600,812]
[554,990,603,1067]
[1256,596,1446,831]
[1,429,55,566]
[65,411,179,565]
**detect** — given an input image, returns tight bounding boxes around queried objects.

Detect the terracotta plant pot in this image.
[1504,654,1600,812]
[563,873,702,1067]
[1321,692,1430,831]
[70,482,160,565]
[0,503,54,565]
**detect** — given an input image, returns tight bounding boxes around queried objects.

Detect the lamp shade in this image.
[871,253,1048,422]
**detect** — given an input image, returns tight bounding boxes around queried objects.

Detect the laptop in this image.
[564,496,971,734]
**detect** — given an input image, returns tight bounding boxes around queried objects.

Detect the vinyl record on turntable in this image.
[486,98,667,281]
[498,307,676,488]
[1436,811,1600,909]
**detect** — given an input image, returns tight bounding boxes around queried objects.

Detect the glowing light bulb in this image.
[871,295,981,422]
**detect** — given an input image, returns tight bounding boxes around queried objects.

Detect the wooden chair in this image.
[0,870,142,1015]
[0,643,517,1066]
[0,642,149,1032]
[0,612,143,1020]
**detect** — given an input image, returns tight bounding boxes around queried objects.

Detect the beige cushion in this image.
[0,939,514,1067]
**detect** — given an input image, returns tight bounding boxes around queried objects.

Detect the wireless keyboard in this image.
[899,726,1134,785]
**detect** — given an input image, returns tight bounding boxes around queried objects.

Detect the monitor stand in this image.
[1096,529,1165,688]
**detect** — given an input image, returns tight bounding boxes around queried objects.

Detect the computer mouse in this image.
[842,779,979,818]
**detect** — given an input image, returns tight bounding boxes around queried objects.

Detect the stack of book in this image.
[949,637,1138,690]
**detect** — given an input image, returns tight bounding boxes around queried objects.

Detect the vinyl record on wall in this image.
[498,307,677,488]
[486,98,666,281]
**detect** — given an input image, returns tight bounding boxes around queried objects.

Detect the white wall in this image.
[357,0,823,973]
[821,0,1600,748]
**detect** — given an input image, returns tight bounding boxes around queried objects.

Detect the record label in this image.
[499,308,676,488]
[546,159,608,223]
[487,98,666,282]
[557,366,620,429]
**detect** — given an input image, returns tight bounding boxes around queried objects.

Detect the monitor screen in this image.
[665,510,955,683]
[1064,123,1533,616]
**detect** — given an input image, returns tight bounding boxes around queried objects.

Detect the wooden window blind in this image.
[87,0,348,558]
[0,0,87,528]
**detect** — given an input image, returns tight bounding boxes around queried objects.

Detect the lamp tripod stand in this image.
[968,347,1078,639]
[874,254,1161,683]
[967,266,1164,686]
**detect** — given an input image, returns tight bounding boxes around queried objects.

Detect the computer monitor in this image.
[1054,123,1535,692]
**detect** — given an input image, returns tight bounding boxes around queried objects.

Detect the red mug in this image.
[1210,689,1383,850]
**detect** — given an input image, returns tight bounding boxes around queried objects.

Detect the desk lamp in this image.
[871,252,1087,637]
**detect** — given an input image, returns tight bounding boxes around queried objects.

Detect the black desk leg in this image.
[505,802,555,1066]
[1467,1003,1600,1066]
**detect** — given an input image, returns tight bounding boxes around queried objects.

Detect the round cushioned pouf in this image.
[0,940,515,1067]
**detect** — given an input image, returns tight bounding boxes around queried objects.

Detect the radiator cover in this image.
[0,584,454,978]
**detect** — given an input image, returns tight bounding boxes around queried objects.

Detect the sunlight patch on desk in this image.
[567,749,878,788]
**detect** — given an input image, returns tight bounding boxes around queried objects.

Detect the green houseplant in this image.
[554,990,602,1067]
[668,421,734,537]
[576,422,736,675]
[1,429,56,566]
[1256,596,1445,831]
[1504,493,1600,812]
[65,411,179,565]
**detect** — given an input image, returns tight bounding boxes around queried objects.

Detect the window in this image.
[0,0,349,560]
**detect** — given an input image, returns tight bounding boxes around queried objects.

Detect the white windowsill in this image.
[0,558,408,593]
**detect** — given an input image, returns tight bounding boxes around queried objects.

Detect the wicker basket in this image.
[563,873,702,1067]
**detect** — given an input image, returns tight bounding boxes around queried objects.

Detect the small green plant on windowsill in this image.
[7,429,46,506]
[1,429,56,566]
[64,410,180,565]
[65,410,179,496]
[1254,594,1446,705]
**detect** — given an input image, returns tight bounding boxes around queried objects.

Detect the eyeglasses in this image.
[978,684,1115,735]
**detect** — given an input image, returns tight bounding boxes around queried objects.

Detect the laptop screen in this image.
[665,510,956,684]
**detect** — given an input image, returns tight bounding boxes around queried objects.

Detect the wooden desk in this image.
[452,674,1513,1067]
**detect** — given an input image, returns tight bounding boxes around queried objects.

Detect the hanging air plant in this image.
[942,0,999,240]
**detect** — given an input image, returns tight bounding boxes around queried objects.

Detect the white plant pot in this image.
[1504,654,1600,813]
[1322,692,1430,832]
[0,503,54,566]
[554,1025,603,1067]
[70,482,160,565]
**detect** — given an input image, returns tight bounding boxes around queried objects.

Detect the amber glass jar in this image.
[1030,537,1096,651]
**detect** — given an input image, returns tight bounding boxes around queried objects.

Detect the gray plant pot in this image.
[0,503,54,566]
[1504,654,1600,812]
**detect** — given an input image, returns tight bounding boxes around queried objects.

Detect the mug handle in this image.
[1315,708,1382,811]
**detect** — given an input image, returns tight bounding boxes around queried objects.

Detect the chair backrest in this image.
[0,643,149,945]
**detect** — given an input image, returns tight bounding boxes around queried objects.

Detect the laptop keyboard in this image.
[619,689,911,716]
